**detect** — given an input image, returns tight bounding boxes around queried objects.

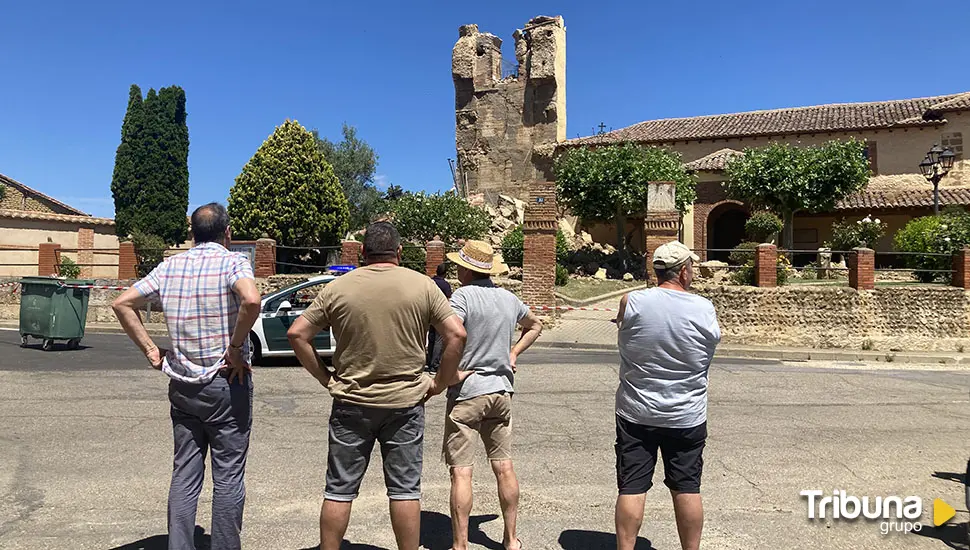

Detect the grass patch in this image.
[557,278,645,302]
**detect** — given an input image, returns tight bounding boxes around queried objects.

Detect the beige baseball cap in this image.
[652,241,700,270]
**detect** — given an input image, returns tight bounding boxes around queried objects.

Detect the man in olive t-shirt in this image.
[287,222,467,550]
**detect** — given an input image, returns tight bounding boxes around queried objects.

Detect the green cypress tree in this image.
[111,85,145,238]
[229,120,350,248]
[110,85,190,244]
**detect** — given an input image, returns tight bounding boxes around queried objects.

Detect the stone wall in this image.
[694,285,970,351]
[453,16,566,201]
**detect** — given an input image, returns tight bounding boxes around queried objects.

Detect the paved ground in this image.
[0,330,969,549]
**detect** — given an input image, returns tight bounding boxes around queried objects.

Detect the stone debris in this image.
[594,268,608,280]
[622,273,634,282]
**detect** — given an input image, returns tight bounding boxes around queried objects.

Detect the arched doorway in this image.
[707,203,749,262]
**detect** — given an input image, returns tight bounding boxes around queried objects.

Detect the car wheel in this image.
[249,333,262,366]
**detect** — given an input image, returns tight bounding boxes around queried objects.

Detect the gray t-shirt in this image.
[443,281,529,401]
[616,287,721,428]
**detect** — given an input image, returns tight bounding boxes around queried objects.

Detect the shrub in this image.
[728,241,760,265]
[400,245,427,274]
[555,263,569,286]
[728,242,788,286]
[131,229,167,277]
[745,212,783,242]
[59,256,81,279]
[894,211,970,283]
[500,226,569,267]
[830,215,885,251]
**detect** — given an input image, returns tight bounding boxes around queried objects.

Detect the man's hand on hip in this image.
[146,345,166,370]
[223,346,252,383]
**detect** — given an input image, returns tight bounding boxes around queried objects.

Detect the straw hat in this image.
[446,240,509,275]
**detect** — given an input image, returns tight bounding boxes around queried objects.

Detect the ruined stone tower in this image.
[452,16,566,201]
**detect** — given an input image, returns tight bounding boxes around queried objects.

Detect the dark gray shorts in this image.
[325,400,425,502]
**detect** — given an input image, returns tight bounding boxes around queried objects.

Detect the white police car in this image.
[249,267,353,364]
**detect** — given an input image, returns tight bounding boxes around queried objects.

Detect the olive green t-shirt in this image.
[301,265,455,408]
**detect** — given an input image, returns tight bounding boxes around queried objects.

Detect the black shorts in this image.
[615,415,706,495]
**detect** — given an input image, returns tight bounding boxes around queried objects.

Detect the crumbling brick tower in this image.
[452,16,566,201]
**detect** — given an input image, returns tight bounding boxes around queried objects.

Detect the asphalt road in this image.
[0,331,969,549]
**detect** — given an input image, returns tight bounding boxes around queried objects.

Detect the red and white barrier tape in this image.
[56,282,130,290]
[45,282,612,311]
[530,305,616,312]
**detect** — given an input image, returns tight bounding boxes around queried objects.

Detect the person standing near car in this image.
[613,241,720,550]
[439,240,543,550]
[427,262,453,370]
[112,203,262,550]
[287,221,467,550]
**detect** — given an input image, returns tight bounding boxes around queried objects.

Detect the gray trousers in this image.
[168,374,253,550]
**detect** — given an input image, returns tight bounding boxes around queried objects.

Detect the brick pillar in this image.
[953,248,970,288]
[254,238,276,278]
[644,211,680,282]
[849,247,875,290]
[77,227,94,278]
[118,241,138,280]
[425,239,445,277]
[340,240,362,267]
[754,244,777,288]
[522,181,557,311]
[38,243,61,277]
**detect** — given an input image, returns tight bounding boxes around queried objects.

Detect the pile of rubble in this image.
[467,193,526,247]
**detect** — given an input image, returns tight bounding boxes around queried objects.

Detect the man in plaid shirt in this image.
[113,203,262,550]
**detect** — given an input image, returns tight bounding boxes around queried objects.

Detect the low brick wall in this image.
[694,285,970,351]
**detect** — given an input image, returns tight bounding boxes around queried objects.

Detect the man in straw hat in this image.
[613,241,720,550]
[287,221,468,550]
[437,240,543,550]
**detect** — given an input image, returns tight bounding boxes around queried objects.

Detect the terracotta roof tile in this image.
[683,148,742,172]
[567,93,963,146]
[836,188,970,211]
[0,172,89,216]
[927,93,970,113]
[0,208,115,226]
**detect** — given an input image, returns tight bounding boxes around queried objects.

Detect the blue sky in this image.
[2,1,969,218]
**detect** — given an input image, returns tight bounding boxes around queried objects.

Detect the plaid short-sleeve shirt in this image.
[133,242,255,383]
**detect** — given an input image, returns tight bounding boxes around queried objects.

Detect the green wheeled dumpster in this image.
[19,277,93,351]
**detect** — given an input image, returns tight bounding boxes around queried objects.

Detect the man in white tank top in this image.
[613,241,721,550]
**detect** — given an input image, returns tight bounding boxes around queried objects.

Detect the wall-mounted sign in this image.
[535,197,546,203]
[230,243,256,269]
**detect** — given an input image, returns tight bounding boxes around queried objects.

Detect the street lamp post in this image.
[918,143,956,215]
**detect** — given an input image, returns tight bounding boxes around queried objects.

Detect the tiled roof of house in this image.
[0,208,114,226]
[0,172,89,216]
[566,93,966,146]
[683,148,743,172]
[835,188,970,211]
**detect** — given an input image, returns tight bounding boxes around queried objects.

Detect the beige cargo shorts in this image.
[443,392,512,467]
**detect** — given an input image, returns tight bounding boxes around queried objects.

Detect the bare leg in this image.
[449,466,474,550]
[320,499,352,550]
[671,491,703,550]
[615,493,646,550]
[389,499,421,550]
[490,460,520,550]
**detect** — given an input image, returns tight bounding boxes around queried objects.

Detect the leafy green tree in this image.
[387,191,490,243]
[724,139,870,249]
[111,84,190,245]
[229,120,350,248]
[744,211,783,243]
[554,143,696,251]
[314,124,383,231]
